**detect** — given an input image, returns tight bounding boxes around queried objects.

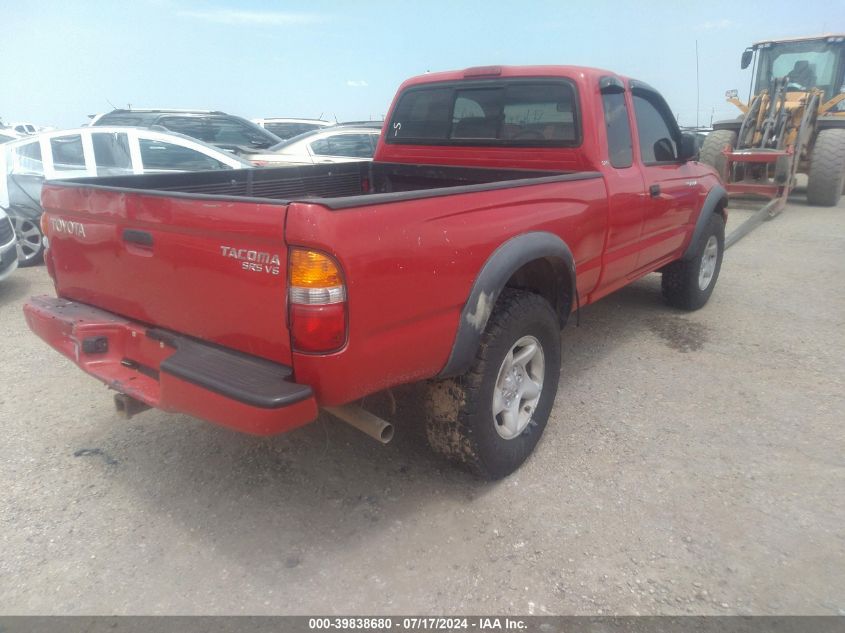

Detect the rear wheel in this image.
[699,130,737,180]
[424,290,561,480]
[12,216,44,267]
[662,213,725,311]
[807,129,845,207]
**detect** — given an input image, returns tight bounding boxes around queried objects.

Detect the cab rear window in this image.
[387,79,580,147]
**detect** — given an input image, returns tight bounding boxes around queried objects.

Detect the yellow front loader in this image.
[700,34,845,208]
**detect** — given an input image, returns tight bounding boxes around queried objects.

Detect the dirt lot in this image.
[1,193,843,616]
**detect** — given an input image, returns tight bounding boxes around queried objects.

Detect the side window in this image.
[11,141,44,175]
[321,134,377,158]
[138,139,228,171]
[50,135,86,171]
[633,94,678,163]
[161,116,275,148]
[92,132,132,176]
[601,91,633,169]
[309,138,332,155]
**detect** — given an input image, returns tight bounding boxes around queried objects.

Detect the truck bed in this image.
[59,161,597,208]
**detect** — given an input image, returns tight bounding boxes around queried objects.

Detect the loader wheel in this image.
[699,130,737,180]
[423,289,561,480]
[807,129,845,207]
[662,213,725,311]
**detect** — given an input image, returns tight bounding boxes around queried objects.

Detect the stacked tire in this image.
[699,130,737,180]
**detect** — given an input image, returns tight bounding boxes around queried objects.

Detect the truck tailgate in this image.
[41,183,293,365]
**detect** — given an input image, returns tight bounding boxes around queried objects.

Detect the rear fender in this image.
[438,231,575,378]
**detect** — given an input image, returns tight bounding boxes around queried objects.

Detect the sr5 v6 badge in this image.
[220,245,281,275]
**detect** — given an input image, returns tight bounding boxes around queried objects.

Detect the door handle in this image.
[123,229,154,247]
[649,184,661,197]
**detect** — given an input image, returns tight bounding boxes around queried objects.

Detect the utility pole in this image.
[696,40,700,128]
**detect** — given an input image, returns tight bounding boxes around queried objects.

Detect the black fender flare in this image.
[682,185,728,260]
[438,231,575,378]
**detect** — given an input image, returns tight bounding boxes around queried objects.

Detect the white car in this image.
[248,125,381,167]
[252,118,334,140]
[10,122,37,135]
[0,208,18,282]
[0,127,252,266]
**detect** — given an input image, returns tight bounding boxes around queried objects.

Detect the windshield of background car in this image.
[95,112,158,126]
[158,116,280,149]
[386,79,580,146]
[138,138,231,171]
[264,122,324,139]
[756,40,844,99]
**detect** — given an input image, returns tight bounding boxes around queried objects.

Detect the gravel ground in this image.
[1,192,843,615]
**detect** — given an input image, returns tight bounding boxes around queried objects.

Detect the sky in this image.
[1,0,842,130]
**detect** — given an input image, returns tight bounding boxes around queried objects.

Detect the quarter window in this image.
[632,94,678,163]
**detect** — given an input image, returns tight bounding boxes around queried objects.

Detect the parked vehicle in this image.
[253,118,334,140]
[25,65,727,479]
[10,122,37,135]
[1,127,251,266]
[92,109,282,156]
[0,208,17,282]
[249,125,381,166]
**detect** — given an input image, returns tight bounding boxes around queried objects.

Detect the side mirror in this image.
[741,49,753,70]
[678,133,698,162]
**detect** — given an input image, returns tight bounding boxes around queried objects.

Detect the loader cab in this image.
[745,35,845,104]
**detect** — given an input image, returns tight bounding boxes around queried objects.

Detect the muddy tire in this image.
[423,290,561,480]
[662,213,725,311]
[699,130,737,180]
[807,129,845,207]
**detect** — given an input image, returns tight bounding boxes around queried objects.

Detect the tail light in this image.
[288,248,347,353]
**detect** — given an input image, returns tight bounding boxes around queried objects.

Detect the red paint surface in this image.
[27,66,723,434]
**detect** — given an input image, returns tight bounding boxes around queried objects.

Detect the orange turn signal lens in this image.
[289,248,343,288]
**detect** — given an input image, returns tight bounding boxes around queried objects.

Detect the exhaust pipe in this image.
[114,393,151,419]
[324,405,394,444]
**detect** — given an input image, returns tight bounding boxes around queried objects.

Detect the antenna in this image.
[106,98,118,110]
[695,39,700,128]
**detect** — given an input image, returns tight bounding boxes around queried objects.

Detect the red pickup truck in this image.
[25,65,727,479]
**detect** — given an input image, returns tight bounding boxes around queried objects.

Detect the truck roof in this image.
[396,65,624,90]
[752,33,845,47]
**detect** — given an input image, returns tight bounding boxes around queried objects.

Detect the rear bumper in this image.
[23,295,319,435]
